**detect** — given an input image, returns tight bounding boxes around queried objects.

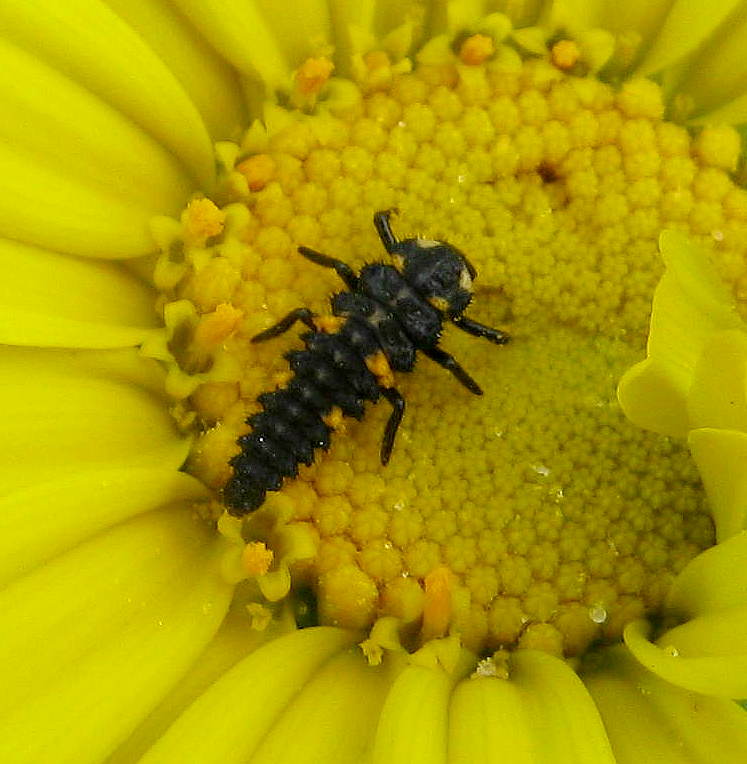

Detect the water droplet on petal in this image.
[589,604,607,623]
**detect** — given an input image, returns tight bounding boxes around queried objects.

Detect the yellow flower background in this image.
[4,0,747,761]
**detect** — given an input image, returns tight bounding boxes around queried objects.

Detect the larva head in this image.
[392,237,476,317]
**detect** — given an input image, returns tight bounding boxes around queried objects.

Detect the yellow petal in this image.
[0,37,194,213]
[0,346,189,496]
[101,0,247,141]
[507,0,544,27]
[689,92,747,128]
[448,676,534,764]
[584,643,747,763]
[634,0,741,77]
[554,0,668,66]
[0,141,166,258]
[669,6,747,120]
[688,330,747,431]
[549,0,601,29]
[372,664,453,764]
[688,428,747,542]
[170,0,291,91]
[251,648,390,763]
[0,507,233,762]
[0,467,210,586]
[652,230,740,359]
[0,238,159,347]
[0,0,214,188]
[617,230,741,436]
[511,650,616,764]
[617,356,690,438]
[625,617,747,697]
[109,602,294,763]
[255,0,333,69]
[667,530,747,616]
[445,0,489,32]
[139,627,357,763]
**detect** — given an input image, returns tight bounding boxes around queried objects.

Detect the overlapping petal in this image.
[667,530,747,615]
[108,601,291,763]
[689,428,747,541]
[169,0,296,93]
[0,0,214,189]
[101,0,247,140]
[625,618,747,698]
[0,346,190,495]
[0,506,233,764]
[373,663,456,763]
[0,238,158,347]
[618,230,743,437]
[584,644,747,763]
[139,627,359,762]
[668,4,747,124]
[450,651,615,763]
[634,0,742,77]
[0,467,209,586]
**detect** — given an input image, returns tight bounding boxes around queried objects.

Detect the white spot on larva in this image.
[415,238,441,248]
[459,267,473,291]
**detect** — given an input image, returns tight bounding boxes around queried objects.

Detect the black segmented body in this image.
[223,210,510,516]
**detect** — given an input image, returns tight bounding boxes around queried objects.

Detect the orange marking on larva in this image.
[428,295,450,313]
[323,406,347,432]
[366,350,395,388]
[272,370,293,388]
[314,315,345,333]
[421,566,453,641]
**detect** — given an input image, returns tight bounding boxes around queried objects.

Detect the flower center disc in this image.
[155,51,736,658]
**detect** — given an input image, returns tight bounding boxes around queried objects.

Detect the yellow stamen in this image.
[458,34,494,66]
[193,303,243,349]
[323,406,347,432]
[242,541,274,577]
[246,602,273,630]
[236,153,277,192]
[551,39,581,71]
[294,57,335,96]
[181,198,225,245]
[271,370,293,388]
[314,315,345,333]
[421,565,453,642]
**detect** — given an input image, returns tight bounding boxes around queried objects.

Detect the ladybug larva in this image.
[223,209,509,515]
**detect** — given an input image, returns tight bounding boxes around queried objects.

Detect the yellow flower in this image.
[3,0,747,761]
